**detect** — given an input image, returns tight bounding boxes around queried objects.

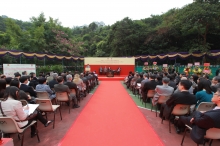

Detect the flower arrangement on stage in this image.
[184,67,191,76]
[203,66,212,75]
[203,63,212,75]
[143,66,149,71]
[192,66,202,76]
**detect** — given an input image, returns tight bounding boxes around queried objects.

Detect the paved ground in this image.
[9,82,220,146]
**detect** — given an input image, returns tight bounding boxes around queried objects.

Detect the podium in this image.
[85,67,91,72]
[106,71,114,77]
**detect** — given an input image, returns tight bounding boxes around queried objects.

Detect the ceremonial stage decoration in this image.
[84,57,135,76]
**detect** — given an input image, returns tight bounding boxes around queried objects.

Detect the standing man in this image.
[85,64,91,72]
[99,66,103,75]
[215,68,220,76]
[104,66,107,75]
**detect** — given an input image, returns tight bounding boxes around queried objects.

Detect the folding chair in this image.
[36,91,49,99]
[162,104,190,133]
[35,99,62,129]
[196,102,216,112]
[36,91,57,104]
[144,90,155,108]
[151,95,170,117]
[56,92,71,113]
[181,125,220,146]
[0,117,40,146]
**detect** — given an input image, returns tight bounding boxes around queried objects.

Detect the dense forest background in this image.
[0,0,220,63]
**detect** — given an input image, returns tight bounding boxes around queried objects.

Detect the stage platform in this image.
[98,75,126,81]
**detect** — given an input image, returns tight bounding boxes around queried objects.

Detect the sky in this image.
[1,0,193,28]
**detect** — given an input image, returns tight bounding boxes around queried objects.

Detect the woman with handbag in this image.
[0,86,53,137]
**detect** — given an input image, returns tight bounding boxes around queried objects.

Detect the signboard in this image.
[3,64,36,77]
[188,63,193,67]
[153,62,157,65]
[163,64,168,67]
[144,62,148,66]
[204,63,210,67]
[194,62,200,66]
[84,57,135,65]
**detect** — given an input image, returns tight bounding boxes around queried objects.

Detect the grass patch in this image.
[121,81,156,110]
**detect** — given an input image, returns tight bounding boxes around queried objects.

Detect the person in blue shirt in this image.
[195,79,213,107]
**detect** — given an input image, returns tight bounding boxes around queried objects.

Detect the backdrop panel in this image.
[84,57,135,75]
[3,64,36,77]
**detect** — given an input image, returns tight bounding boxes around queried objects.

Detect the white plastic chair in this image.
[0,117,40,146]
[196,102,216,112]
[35,99,62,129]
[143,90,155,108]
[181,125,220,146]
[36,91,50,99]
[161,104,190,133]
[56,92,71,113]
[151,95,170,117]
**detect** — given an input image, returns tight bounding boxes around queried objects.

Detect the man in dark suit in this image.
[211,76,220,92]
[178,89,220,144]
[142,74,159,103]
[64,74,79,100]
[167,74,177,90]
[19,76,37,97]
[54,76,80,108]
[159,80,196,120]
[48,73,58,89]
[215,68,220,76]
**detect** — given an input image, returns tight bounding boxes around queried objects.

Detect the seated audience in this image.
[152,77,174,106]
[29,72,39,89]
[195,79,213,107]
[54,76,80,108]
[202,74,211,86]
[142,74,159,103]
[10,79,35,104]
[73,74,85,92]
[0,79,6,98]
[19,76,37,97]
[156,75,163,85]
[5,77,12,87]
[159,80,196,122]
[177,88,220,144]
[211,76,220,92]
[174,77,193,94]
[48,73,58,89]
[64,74,78,99]
[0,86,53,137]
[167,74,177,90]
[14,72,21,80]
[36,77,56,100]
[0,74,6,79]
[141,73,149,88]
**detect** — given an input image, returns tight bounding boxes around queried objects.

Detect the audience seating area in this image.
[125,71,220,146]
[0,71,99,146]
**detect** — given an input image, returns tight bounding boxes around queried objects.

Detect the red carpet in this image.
[98,75,126,81]
[59,81,164,146]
